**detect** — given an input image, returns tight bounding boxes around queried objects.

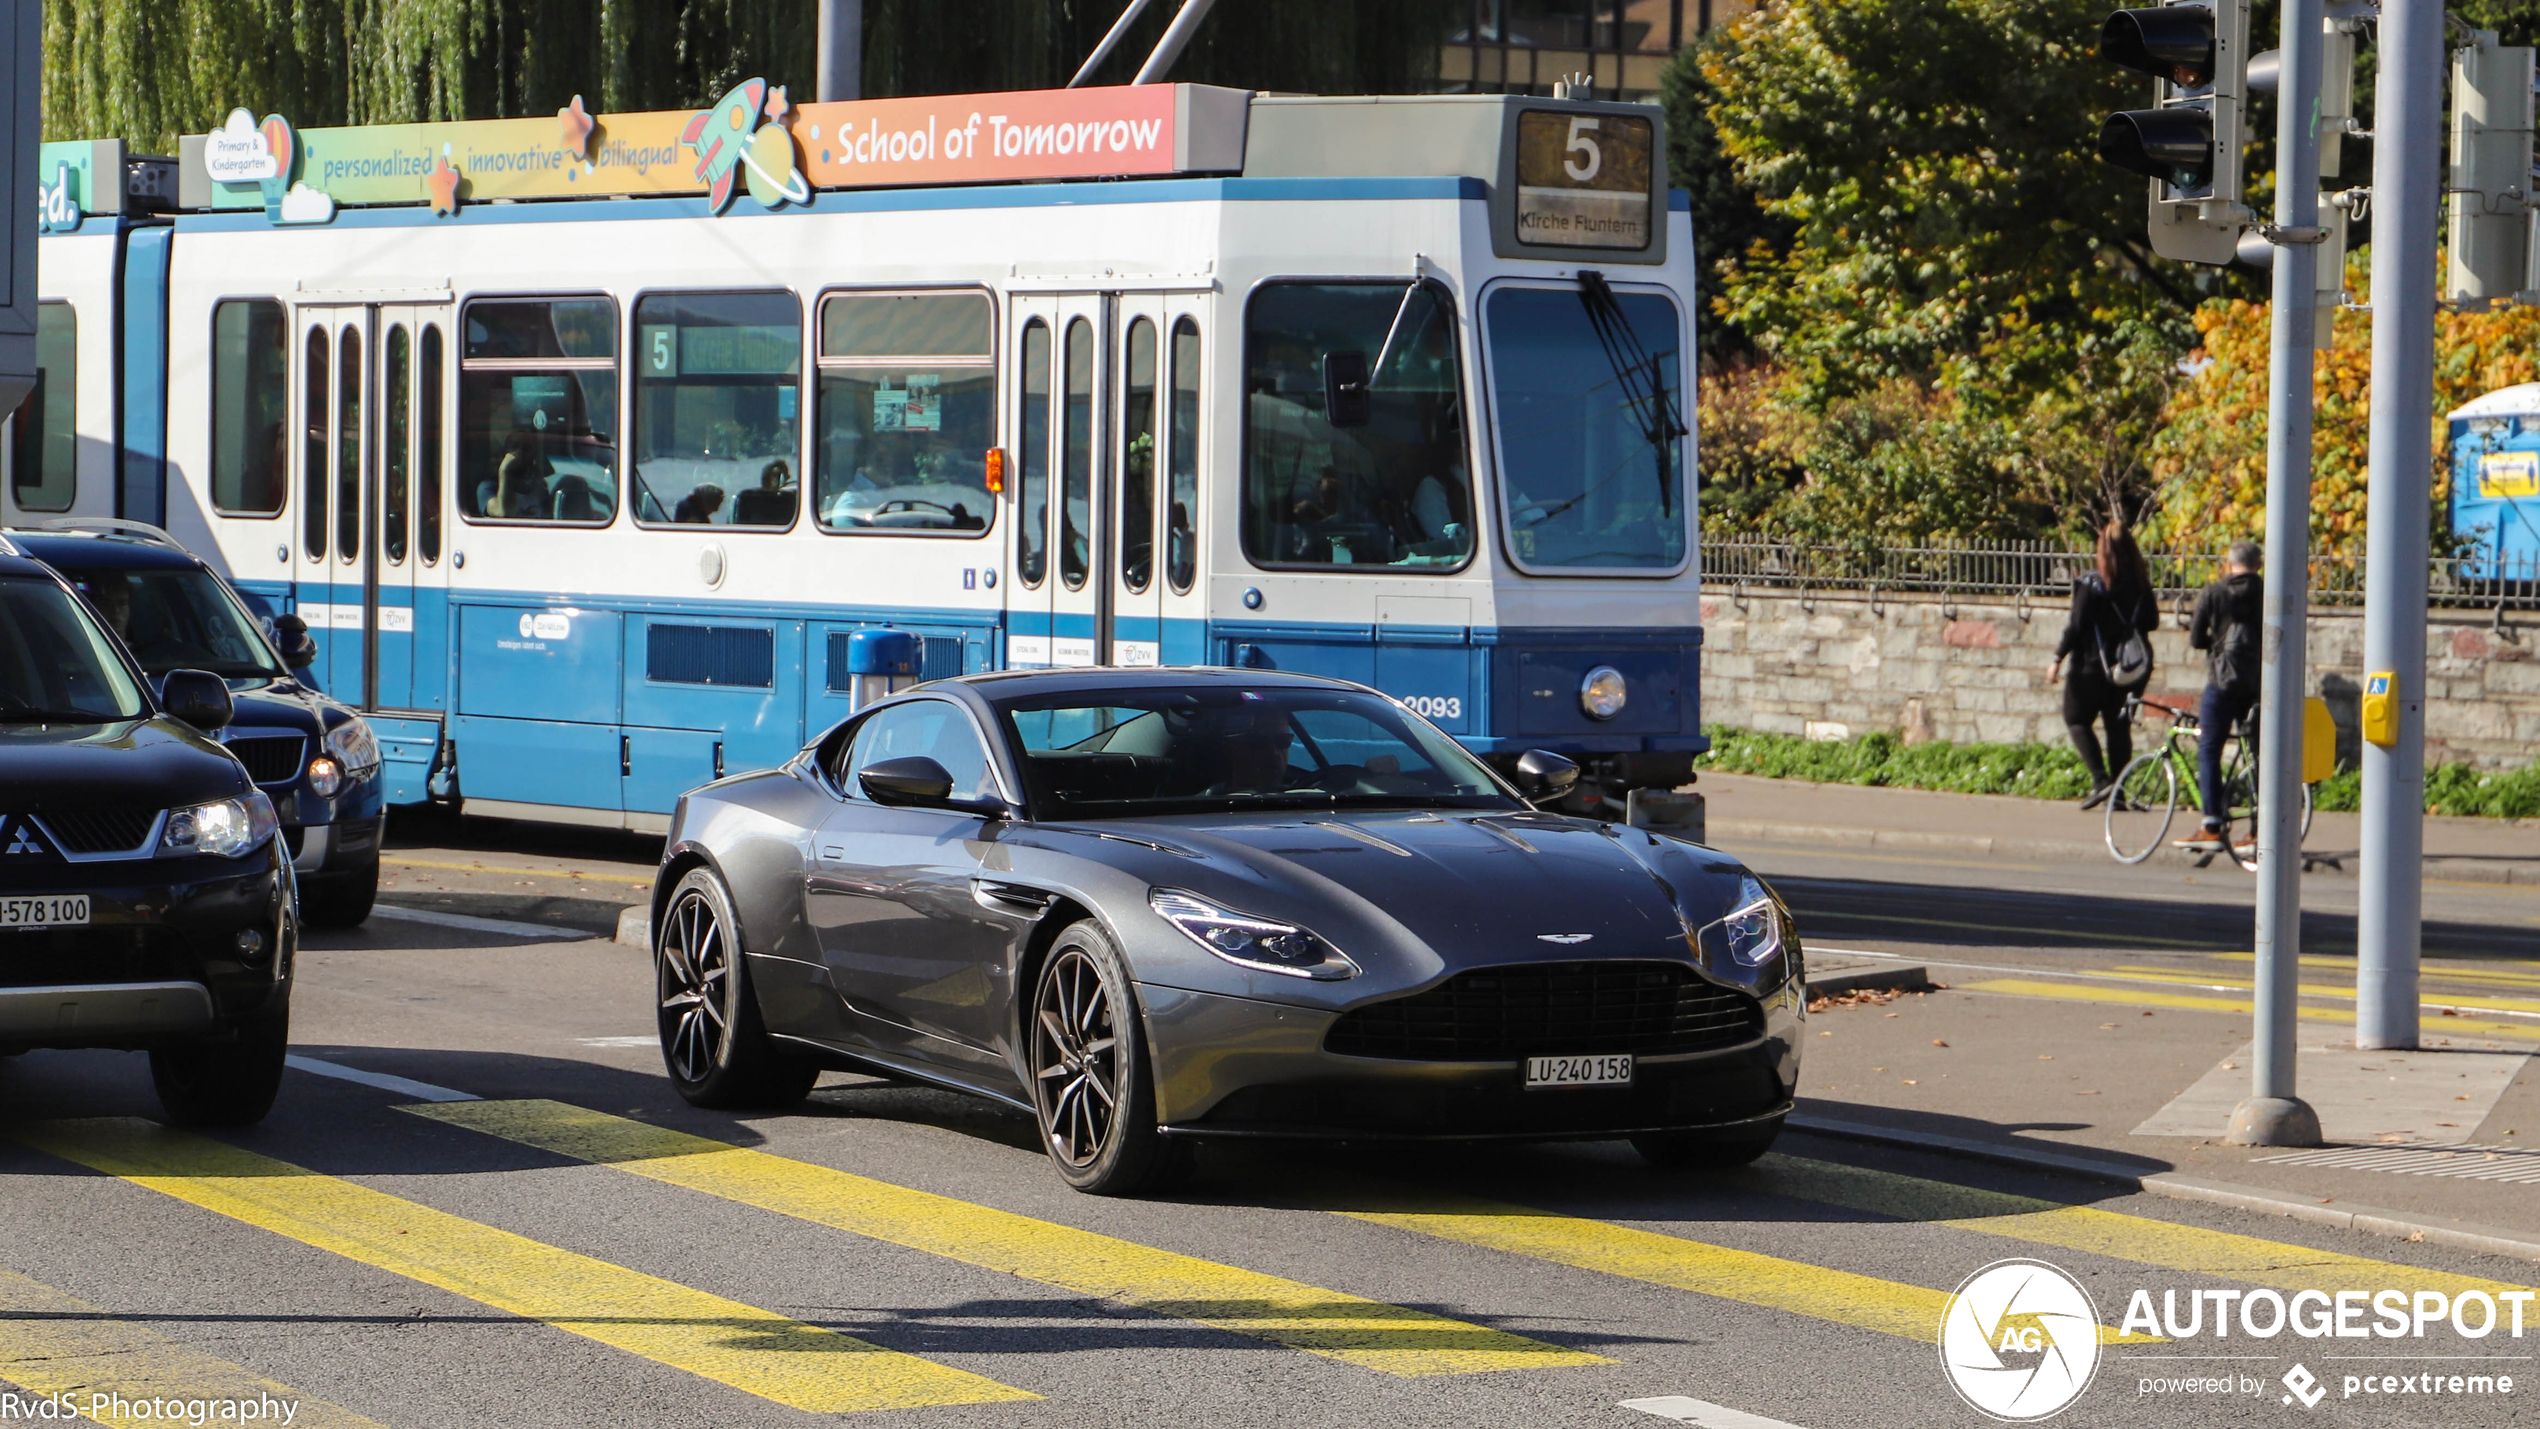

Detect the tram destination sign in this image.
[1512,109,1654,251]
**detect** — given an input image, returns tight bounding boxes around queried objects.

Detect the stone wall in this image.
[1697,588,2540,770]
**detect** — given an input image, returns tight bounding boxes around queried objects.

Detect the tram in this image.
[6,83,1705,832]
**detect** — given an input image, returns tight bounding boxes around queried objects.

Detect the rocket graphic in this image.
[680,79,766,213]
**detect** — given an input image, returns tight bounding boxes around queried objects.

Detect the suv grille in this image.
[36,810,160,857]
[226,735,306,785]
[1324,961,1764,1061]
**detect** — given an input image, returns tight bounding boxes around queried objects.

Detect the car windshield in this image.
[1487,282,1687,570]
[51,566,285,679]
[999,686,1517,819]
[0,575,150,722]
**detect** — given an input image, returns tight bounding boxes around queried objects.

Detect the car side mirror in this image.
[273,614,318,670]
[859,755,955,804]
[1512,749,1580,800]
[160,669,235,732]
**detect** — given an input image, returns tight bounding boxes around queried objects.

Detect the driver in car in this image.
[1202,709,1298,796]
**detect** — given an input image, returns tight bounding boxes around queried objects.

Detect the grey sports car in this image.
[649,668,1803,1194]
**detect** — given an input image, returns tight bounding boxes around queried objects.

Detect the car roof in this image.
[941,666,1372,701]
[4,530,206,572]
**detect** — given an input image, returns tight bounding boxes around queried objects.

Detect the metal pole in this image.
[1133,0,1221,84]
[1074,0,1163,87]
[817,0,863,103]
[2229,0,2325,1148]
[2357,0,2440,1050]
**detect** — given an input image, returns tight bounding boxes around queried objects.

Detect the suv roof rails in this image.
[12,517,186,549]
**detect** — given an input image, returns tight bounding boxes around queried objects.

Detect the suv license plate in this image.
[0,895,90,929]
[1525,1053,1633,1088]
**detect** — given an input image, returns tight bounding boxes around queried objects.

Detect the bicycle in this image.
[2104,693,2312,869]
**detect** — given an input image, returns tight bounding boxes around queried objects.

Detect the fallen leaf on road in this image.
[1932,1039,1949,1047]
[2100,1023,2117,1030]
[2141,1011,2155,1017]
[2075,1089,2100,1095]
[1902,1079,1918,1086]
[2222,1061,2238,1069]
[1884,1012,1900,1019]
[2038,1054,2054,1061]
[2406,1231,2426,1242]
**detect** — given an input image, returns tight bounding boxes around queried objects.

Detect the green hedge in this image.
[1696,724,2540,818]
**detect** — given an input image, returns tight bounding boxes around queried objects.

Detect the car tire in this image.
[1630,1115,1783,1170]
[150,1004,290,1128]
[1026,920,1189,1196]
[655,866,816,1110]
[300,857,379,928]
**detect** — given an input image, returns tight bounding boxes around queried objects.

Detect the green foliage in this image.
[2311,762,2540,818]
[1660,35,1792,361]
[1696,724,2096,800]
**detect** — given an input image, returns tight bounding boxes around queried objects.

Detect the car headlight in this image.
[1696,875,1785,968]
[1580,665,1627,721]
[1149,889,1359,981]
[324,716,381,775]
[161,790,279,859]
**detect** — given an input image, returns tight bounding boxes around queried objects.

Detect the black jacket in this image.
[2188,572,2264,694]
[2056,574,2156,686]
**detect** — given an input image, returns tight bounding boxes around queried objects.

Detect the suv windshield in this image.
[1487,282,1687,570]
[1000,686,1516,819]
[0,575,150,722]
[52,567,285,679]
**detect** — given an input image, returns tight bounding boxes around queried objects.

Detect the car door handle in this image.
[818,844,846,860]
[970,880,1054,917]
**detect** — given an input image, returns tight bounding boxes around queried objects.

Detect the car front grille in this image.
[1324,961,1764,1061]
[226,734,307,785]
[34,809,161,857]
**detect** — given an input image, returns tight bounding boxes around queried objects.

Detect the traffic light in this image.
[2096,0,2253,265]
[2447,31,2536,304]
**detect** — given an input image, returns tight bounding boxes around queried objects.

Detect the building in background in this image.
[1439,0,1746,102]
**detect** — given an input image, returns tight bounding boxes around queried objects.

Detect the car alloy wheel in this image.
[658,886,732,1086]
[652,867,818,1109]
[1031,945,1121,1168]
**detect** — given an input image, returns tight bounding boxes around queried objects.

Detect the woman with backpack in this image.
[2049,521,2157,809]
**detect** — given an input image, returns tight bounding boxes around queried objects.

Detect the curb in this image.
[1787,1112,2540,1264]
[1710,817,2540,885]
[615,905,649,949]
[1804,966,1932,999]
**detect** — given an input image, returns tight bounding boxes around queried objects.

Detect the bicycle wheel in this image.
[2221,739,2264,871]
[2105,751,2177,864]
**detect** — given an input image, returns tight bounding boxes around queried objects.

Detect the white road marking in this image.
[575,1036,660,1049]
[368,904,592,941]
[285,1055,479,1103]
[1621,1396,1814,1429]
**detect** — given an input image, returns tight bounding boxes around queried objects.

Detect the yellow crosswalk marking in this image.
[0,1266,389,1429]
[2110,965,2540,1018]
[1961,978,2540,1041]
[13,1119,1035,1414]
[1320,1186,2150,1346]
[1752,1156,2540,1300]
[2212,953,2540,990]
[407,1099,1599,1377]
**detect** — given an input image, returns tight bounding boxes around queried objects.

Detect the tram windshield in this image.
[1241,282,1473,571]
[1487,282,1687,571]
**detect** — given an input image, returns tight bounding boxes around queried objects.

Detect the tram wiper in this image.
[1576,270,1685,517]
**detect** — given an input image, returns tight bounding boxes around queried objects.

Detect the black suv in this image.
[0,536,295,1125]
[8,525,384,925]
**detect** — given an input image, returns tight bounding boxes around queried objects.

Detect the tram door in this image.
[366,306,455,713]
[1007,291,1201,667]
[293,307,369,695]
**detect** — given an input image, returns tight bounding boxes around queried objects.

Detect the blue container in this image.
[2449,384,2540,579]
[842,629,921,678]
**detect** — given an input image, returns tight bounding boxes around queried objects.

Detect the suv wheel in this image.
[301,858,379,928]
[150,1004,290,1127]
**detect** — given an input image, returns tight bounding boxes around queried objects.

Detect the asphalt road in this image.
[1,809,2535,1429]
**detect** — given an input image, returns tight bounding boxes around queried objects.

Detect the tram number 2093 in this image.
[1401,696,1463,720]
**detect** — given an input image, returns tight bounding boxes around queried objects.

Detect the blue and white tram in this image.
[6,88,1707,831]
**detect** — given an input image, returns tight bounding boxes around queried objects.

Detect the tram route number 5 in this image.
[1562,117,1602,184]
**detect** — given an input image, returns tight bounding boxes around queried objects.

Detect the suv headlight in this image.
[324,716,381,776]
[1150,889,1359,980]
[1696,875,1785,968]
[161,790,279,859]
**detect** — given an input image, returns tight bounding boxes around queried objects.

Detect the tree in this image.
[1659,35,1793,362]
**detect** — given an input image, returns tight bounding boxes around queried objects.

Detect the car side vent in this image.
[647,624,774,688]
[36,809,161,856]
[1323,961,1763,1061]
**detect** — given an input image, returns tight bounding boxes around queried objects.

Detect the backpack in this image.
[2092,582,2153,688]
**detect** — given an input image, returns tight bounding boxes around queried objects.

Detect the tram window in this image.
[420,326,444,562]
[1121,317,1156,595]
[458,297,619,525]
[1240,282,1473,572]
[210,299,287,516]
[1060,317,1093,591]
[336,327,362,563]
[1485,284,1686,571]
[384,325,410,565]
[7,303,76,512]
[303,328,328,559]
[815,291,994,535]
[632,291,801,530]
[1168,318,1200,594]
[1017,320,1050,585]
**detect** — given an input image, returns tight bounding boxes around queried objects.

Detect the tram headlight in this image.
[1580,665,1628,721]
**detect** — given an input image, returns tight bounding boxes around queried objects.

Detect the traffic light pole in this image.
[2357,0,2441,1051]
[2229,0,2326,1148]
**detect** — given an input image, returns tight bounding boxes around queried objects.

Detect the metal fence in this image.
[1700,538,2540,616]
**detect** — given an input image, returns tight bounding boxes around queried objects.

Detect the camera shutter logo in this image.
[1939,1259,2104,1421]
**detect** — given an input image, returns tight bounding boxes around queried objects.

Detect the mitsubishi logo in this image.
[3,822,41,856]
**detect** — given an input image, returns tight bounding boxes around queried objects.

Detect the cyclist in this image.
[2177,540,2264,853]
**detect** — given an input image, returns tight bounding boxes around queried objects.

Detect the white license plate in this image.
[0,895,90,929]
[1525,1053,1633,1088]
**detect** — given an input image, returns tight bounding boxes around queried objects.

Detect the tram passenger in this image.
[734,460,796,526]
[552,473,600,522]
[490,437,551,519]
[674,483,726,524]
